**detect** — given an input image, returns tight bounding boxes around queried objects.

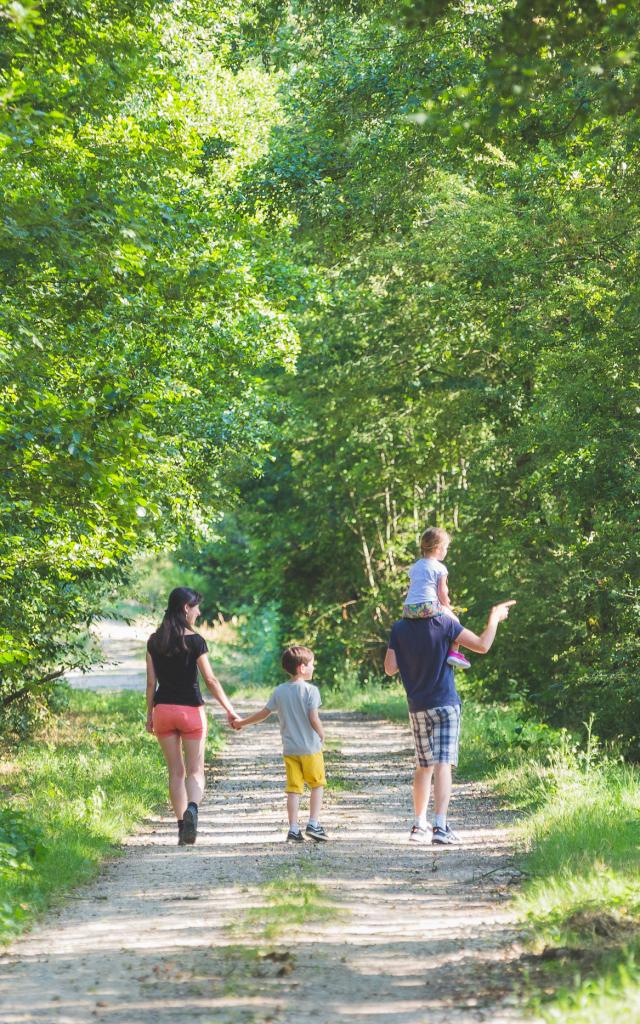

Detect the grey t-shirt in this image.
[266,680,322,756]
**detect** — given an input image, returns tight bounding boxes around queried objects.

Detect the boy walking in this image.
[232,645,328,843]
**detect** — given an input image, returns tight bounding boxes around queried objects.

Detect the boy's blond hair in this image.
[420,527,451,557]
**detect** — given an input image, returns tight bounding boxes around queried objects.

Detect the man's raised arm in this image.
[457,601,516,655]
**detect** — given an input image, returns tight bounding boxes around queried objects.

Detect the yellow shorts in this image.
[283,752,326,794]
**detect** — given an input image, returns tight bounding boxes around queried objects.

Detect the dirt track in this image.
[0,699,530,1023]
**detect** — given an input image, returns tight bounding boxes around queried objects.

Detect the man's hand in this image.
[490,600,516,622]
[458,600,516,655]
[230,716,244,730]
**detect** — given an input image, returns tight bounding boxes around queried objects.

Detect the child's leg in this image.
[309,785,323,823]
[301,756,328,839]
[436,608,470,665]
[439,605,459,622]
[284,756,305,832]
[287,792,301,828]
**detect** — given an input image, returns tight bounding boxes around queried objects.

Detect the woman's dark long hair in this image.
[152,587,203,657]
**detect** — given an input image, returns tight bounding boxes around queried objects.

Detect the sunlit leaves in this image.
[0,0,298,708]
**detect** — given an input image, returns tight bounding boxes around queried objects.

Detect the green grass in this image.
[16,665,635,1020]
[0,688,223,943]
[224,683,273,704]
[329,676,640,1023]
[496,739,640,1023]
[326,677,408,722]
[237,870,339,940]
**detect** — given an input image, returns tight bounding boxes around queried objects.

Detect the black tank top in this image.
[147,632,208,707]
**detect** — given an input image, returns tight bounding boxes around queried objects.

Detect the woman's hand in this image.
[226,710,241,728]
[146,714,154,734]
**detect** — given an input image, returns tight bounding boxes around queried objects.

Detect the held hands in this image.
[491,600,516,622]
[226,710,243,730]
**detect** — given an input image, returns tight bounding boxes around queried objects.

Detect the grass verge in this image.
[329,675,640,1022]
[498,736,640,1023]
[0,687,223,944]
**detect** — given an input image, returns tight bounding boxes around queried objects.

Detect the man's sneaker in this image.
[432,825,461,845]
[305,822,329,842]
[409,825,431,844]
[177,820,186,846]
[286,828,304,843]
[182,804,198,845]
[447,650,471,669]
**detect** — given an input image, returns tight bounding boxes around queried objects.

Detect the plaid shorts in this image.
[409,705,461,767]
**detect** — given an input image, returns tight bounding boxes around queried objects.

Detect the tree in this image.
[0,0,298,730]
[197,0,640,750]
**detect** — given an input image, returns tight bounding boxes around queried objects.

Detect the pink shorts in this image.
[152,704,206,739]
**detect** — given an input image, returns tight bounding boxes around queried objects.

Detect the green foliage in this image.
[193,0,640,751]
[0,805,45,936]
[0,672,72,743]
[0,0,299,716]
[2,0,639,753]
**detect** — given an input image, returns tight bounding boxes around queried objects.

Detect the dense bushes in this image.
[184,1,640,751]
[2,1,638,751]
[0,0,298,723]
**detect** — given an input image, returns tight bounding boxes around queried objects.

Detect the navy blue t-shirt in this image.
[388,617,464,712]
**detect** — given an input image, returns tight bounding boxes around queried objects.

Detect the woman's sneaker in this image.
[447,650,471,669]
[177,820,186,846]
[286,828,304,843]
[305,822,328,842]
[432,825,461,845]
[409,824,431,844]
[182,803,198,845]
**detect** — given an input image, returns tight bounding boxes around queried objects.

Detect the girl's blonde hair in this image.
[420,527,451,557]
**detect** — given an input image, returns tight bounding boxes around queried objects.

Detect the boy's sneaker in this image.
[432,825,461,845]
[305,822,329,842]
[447,650,471,669]
[182,804,198,845]
[409,824,431,844]
[286,828,304,843]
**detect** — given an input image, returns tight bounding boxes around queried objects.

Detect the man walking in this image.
[384,599,515,844]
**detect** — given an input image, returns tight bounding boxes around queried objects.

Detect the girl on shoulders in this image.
[402,527,470,669]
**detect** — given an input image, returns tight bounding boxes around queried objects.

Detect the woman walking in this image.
[146,587,238,845]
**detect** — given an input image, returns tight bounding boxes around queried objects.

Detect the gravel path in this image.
[0,702,529,1023]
